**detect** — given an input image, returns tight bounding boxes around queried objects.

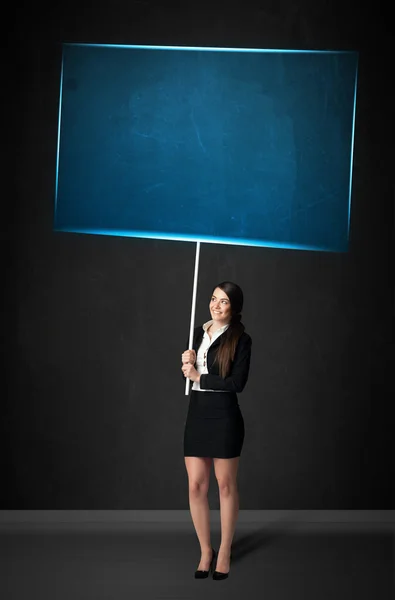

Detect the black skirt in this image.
[183,390,245,458]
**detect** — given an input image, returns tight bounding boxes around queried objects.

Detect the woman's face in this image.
[209,287,232,325]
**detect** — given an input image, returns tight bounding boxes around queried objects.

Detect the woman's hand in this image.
[181,362,200,382]
[181,350,196,364]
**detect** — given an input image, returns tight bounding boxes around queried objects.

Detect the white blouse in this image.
[192,320,229,392]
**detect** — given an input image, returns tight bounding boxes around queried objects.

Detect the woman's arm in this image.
[181,328,200,380]
[199,334,252,393]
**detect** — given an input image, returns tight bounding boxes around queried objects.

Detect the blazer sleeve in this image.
[199,333,252,393]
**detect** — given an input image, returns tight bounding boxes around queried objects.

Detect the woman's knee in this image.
[185,457,211,497]
[189,479,209,498]
[213,457,240,495]
[216,477,238,496]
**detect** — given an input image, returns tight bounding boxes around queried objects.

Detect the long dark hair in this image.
[211,281,245,378]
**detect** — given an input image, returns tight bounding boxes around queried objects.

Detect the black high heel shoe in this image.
[212,553,232,580]
[194,548,216,579]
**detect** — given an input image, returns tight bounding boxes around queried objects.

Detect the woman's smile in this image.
[209,288,232,324]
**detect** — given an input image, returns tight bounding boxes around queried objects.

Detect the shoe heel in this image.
[212,552,231,580]
[194,547,216,579]
[210,548,217,573]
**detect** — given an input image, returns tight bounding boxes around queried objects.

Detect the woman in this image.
[181,281,252,580]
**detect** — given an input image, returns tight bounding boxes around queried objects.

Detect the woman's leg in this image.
[184,456,213,570]
[213,456,240,573]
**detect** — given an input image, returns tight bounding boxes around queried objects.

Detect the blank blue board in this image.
[55,44,358,252]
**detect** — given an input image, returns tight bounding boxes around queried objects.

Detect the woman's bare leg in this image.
[213,456,240,573]
[184,456,213,570]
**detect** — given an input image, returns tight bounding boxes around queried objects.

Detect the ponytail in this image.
[213,313,244,378]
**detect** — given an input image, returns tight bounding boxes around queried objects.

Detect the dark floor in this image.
[0,522,394,600]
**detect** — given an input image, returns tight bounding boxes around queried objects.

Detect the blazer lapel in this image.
[193,328,204,353]
[192,327,223,354]
[208,336,222,351]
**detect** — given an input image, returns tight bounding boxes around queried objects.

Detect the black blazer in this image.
[183,325,252,394]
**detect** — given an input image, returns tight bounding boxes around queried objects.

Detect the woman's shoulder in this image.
[193,324,251,343]
[193,325,205,341]
[239,330,252,345]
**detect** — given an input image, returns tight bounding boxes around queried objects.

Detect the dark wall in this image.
[7,1,394,508]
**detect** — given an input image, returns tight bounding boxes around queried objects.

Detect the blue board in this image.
[55,44,358,252]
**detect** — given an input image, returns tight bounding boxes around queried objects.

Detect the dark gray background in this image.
[6,0,394,509]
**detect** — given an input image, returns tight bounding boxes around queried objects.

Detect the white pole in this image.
[185,241,201,395]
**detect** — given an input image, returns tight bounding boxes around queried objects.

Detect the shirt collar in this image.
[203,319,230,334]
